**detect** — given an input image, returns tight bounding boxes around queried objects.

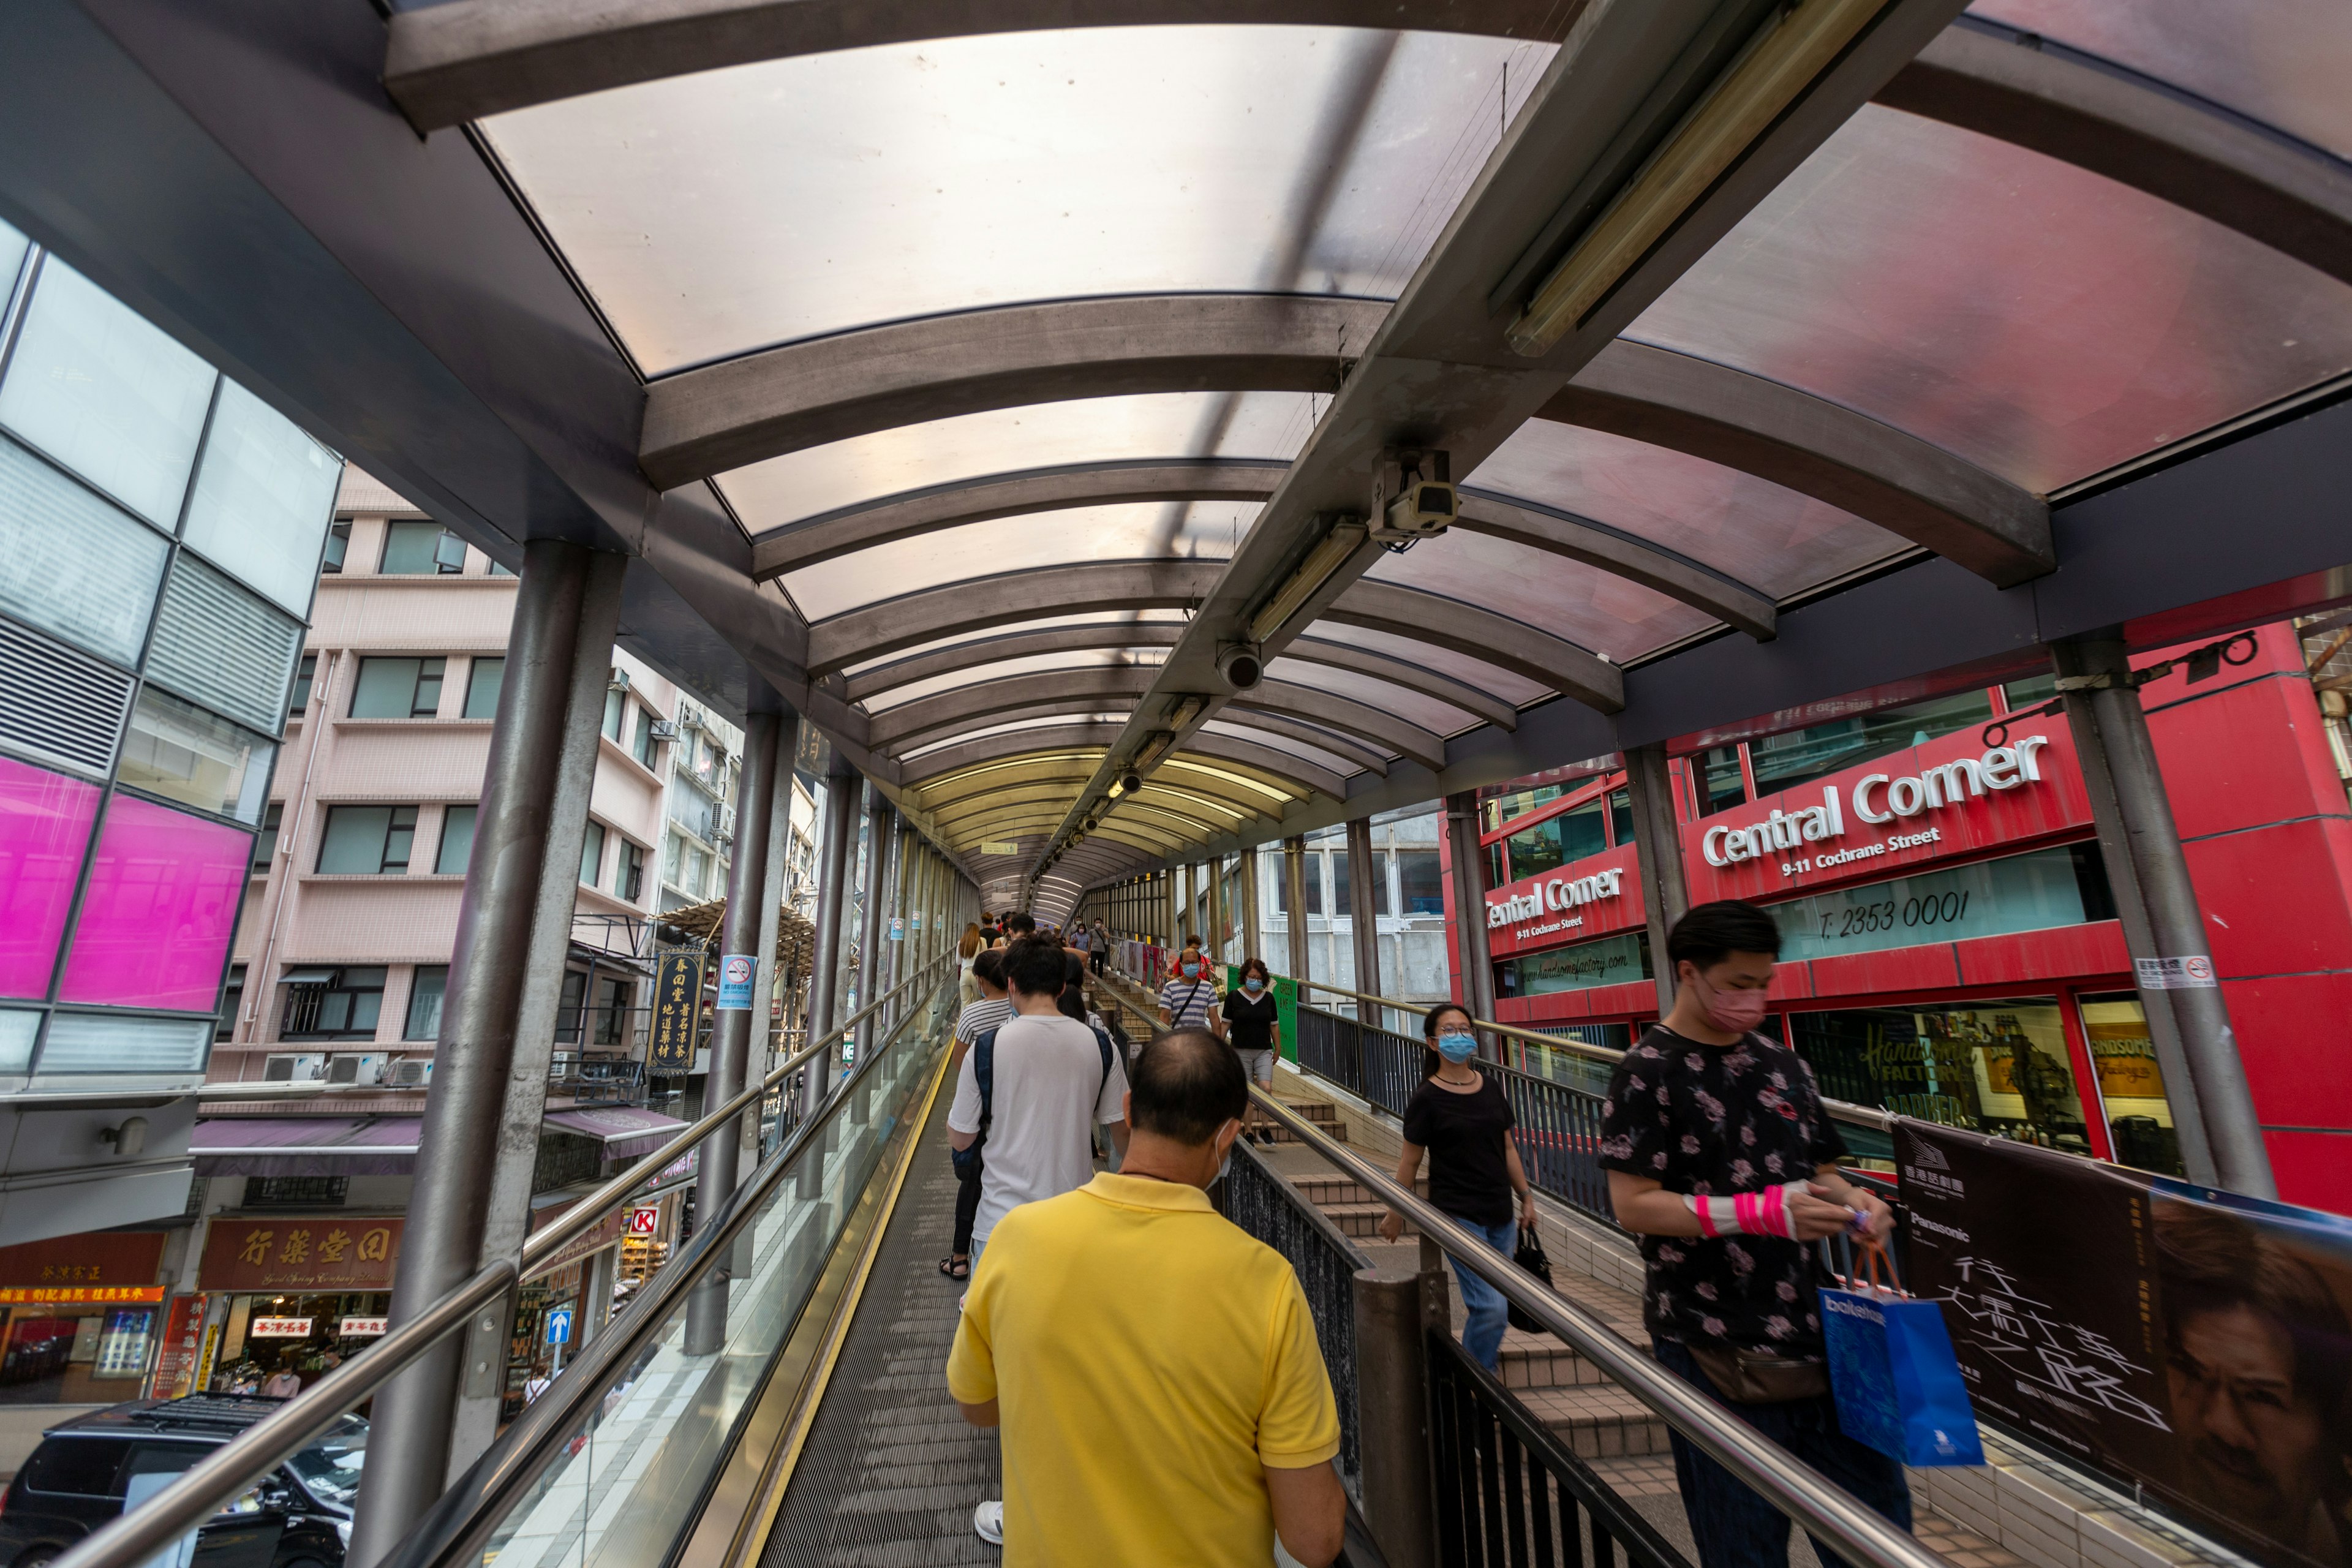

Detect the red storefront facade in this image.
[1442,624,2352,1212]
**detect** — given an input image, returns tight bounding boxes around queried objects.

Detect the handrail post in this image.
[1355,1265,1438,1568]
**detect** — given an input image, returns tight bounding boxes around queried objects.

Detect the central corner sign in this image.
[1488,867,1624,929]
[1701,736,2052,872]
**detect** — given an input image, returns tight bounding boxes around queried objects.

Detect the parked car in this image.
[0,1396,363,1568]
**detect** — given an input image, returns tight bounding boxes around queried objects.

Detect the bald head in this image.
[1130,1028,1248,1147]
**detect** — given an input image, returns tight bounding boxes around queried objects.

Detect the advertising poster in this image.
[1899,1121,2352,1568]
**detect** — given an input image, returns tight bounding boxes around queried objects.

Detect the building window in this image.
[593,976,633,1046]
[280,966,386,1039]
[1748,689,1997,799]
[322,521,350,574]
[488,557,516,578]
[435,805,476,875]
[462,657,503,720]
[557,970,587,1043]
[253,802,282,872]
[1788,998,2087,1163]
[632,709,657,769]
[622,841,646,902]
[1607,787,1633,848]
[245,1175,347,1208]
[1398,850,1443,915]
[1491,797,1606,887]
[291,654,317,714]
[579,821,605,888]
[317,805,418,873]
[380,520,466,575]
[663,831,685,888]
[405,965,447,1041]
[118,686,273,824]
[601,689,625,742]
[216,963,246,1042]
[350,656,445,718]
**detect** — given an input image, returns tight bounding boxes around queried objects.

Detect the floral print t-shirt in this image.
[1598,1026,1848,1352]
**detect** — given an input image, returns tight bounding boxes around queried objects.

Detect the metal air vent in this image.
[0,617,135,777]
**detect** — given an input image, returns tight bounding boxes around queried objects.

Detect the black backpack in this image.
[951,1022,1117,1181]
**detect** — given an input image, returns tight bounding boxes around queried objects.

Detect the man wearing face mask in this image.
[948,1029,1346,1566]
[1158,941,1224,1038]
[1599,900,1902,1568]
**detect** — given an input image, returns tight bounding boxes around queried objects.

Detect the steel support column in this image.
[802,764,858,1117]
[1283,837,1311,989]
[349,540,624,1568]
[1346,818,1382,1030]
[2054,641,2266,1194]
[1209,853,1229,968]
[1444,793,1498,1035]
[1242,843,1263,967]
[855,788,895,1062]
[1625,744,1689,1017]
[684,707,786,1354]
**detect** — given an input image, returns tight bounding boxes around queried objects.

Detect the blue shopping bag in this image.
[1821,1245,1984,1467]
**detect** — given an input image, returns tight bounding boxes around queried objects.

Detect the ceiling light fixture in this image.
[1248,518,1369,645]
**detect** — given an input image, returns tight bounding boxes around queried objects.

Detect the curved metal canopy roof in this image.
[17,0,2351,925]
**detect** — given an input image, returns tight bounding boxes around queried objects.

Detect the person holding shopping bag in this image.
[1376,1003,1537,1371]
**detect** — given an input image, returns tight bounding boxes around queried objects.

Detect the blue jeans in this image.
[1446,1217,1517,1371]
[1653,1337,1912,1568]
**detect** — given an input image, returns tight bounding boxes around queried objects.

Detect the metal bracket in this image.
[459,1303,508,1399]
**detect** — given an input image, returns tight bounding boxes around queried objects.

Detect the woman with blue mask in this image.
[1219,958,1282,1143]
[1378,1003,1539,1371]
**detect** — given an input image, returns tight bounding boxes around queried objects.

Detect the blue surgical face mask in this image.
[1244,977,1265,994]
[1181,960,1202,978]
[1436,1031,1479,1065]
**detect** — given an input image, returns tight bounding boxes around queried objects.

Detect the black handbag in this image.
[1506,1221,1555,1332]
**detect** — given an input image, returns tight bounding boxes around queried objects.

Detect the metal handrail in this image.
[1245,1088,1945,1568]
[47,955,956,1568]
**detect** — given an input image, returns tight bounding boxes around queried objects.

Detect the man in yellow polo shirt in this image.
[946,1028,1346,1566]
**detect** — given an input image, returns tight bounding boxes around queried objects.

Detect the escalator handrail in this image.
[47,956,954,1568]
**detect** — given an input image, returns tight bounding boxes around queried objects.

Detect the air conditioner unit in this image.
[386,1058,434,1087]
[327,1052,388,1087]
[650,720,680,742]
[264,1053,325,1083]
[608,666,630,692]
[717,804,737,835]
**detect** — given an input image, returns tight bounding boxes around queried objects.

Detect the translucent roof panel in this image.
[1363,529,1711,665]
[1967,1,2352,162]
[482,26,1554,373]
[723,392,1314,530]
[1263,658,1478,738]
[865,649,1166,712]
[1201,718,1362,780]
[1629,107,2352,492]
[902,713,1127,761]
[1295,627,1550,709]
[782,503,1246,620]
[1469,424,1899,599]
[843,609,1184,676]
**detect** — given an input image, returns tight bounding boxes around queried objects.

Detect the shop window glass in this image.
[281,967,386,1040]
[59,797,249,1011]
[0,261,214,529]
[118,687,273,824]
[1495,931,1651,998]
[1788,998,2090,1161]
[179,380,340,617]
[2003,673,2059,712]
[463,657,503,720]
[436,805,476,875]
[405,965,447,1041]
[1768,843,2113,963]
[1607,787,1634,848]
[144,556,306,737]
[0,756,103,999]
[1521,1024,1632,1093]
[1398,850,1443,915]
[2079,992,2184,1176]
[317,805,418,875]
[380,521,464,575]
[38,1013,210,1074]
[350,657,444,719]
[1699,746,1747,813]
[1749,690,1997,797]
[1482,783,1566,832]
[0,436,171,667]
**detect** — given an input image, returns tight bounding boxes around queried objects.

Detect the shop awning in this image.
[541,1107,691,1161]
[192,1117,425,1177]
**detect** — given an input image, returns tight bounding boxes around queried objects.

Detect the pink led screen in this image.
[59,794,251,1011]
[0,757,101,999]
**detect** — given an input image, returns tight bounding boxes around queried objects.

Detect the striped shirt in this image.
[1158,978,1220,1030]
[956,997,1014,1046]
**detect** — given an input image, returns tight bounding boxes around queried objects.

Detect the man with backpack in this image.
[947,934,1131,1546]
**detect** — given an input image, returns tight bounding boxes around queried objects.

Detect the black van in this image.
[0,1396,362,1568]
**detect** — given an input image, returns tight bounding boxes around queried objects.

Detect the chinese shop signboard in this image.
[650,951,705,1072]
[198,1217,404,1292]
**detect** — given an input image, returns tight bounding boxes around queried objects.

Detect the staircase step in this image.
[1290,1173,1427,1207]
[1319,1200,1418,1239]
[1257,1118,1345,1145]
[1514,1381,1675,1460]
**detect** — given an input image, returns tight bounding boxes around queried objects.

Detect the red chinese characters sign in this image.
[149,1295,206,1400]
[199,1217,404,1293]
[0,1231,166,1298]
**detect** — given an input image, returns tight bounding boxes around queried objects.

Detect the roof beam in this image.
[1321,582,1624,713]
[849,622,1178,704]
[903,727,1129,786]
[642,294,1378,489]
[1539,339,2050,585]
[870,666,1157,751]
[1877,20,2352,292]
[1280,636,1519,733]
[951,810,1183,854]
[385,1,1578,130]
[1228,680,1445,773]
[1206,712,1388,778]
[756,461,1290,579]
[807,559,1223,675]
[1453,485,1778,639]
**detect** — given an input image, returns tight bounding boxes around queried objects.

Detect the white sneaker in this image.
[973,1500,1004,1545]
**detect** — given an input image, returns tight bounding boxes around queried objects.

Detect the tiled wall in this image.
[0,220,336,1085]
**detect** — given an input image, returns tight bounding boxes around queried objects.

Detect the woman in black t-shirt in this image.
[1378,1003,1537,1370]
[1219,958,1282,1142]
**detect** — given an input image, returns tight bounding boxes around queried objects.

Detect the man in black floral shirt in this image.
[1601,901,1905,1568]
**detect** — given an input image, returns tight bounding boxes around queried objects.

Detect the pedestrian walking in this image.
[1220,957,1281,1142]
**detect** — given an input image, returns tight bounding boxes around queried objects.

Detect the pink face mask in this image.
[1696,974,1770,1034]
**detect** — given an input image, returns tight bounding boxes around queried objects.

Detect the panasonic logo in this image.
[1913,1213,1972,1244]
